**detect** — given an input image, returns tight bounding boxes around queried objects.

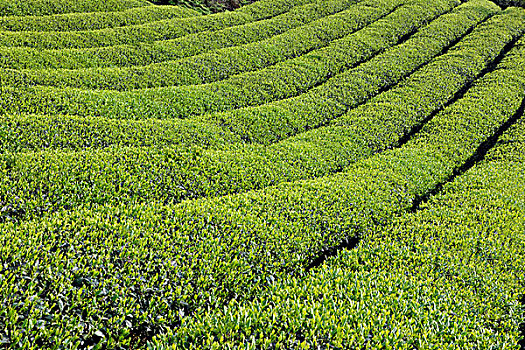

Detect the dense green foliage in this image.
[0,5,199,32]
[152,0,257,15]
[0,0,524,349]
[0,0,354,70]
[0,0,150,16]
[0,0,375,88]
[167,117,525,348]
[0,0,461,119]
[0,0,312,49]
[0,0,509,222]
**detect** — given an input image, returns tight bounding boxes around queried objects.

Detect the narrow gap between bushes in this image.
[151,0,258,14]
[518,294,525,350]
[306,237,360,270]
[410,89,525,212]
[398,32,522,151]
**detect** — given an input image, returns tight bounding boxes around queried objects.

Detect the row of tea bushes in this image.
[0,5,198,32]
[0,0,313,49]
[0,0,499,222]
[164,120,525,349]
[0,0,460,119]
[2,0,389,90]
[0,0,150,17]
[2,27,524,349]
[0,113,242,152]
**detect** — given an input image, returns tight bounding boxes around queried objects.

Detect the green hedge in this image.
[0,0,150,16]
[0,0,497,223]
[2,32,524,349]
[0,5,198,32]
[0,0,313,49]
[1,0,375,90]
[0,0,459,119]
[0,113,241,152]
[486,108,525,162]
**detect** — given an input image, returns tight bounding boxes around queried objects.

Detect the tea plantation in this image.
[0,0,524,348]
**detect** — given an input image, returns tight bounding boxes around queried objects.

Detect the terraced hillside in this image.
[0,0,524,348]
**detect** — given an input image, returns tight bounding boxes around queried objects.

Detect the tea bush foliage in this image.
[0,0,524,348]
